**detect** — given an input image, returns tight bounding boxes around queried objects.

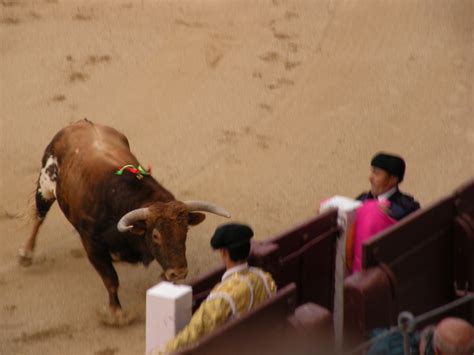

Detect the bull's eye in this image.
[152,230,162,244]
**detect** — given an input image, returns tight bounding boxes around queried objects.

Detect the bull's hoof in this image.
[97,306,135,327]
[18,248,33,267]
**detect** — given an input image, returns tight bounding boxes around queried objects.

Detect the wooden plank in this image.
[363,195,455,268]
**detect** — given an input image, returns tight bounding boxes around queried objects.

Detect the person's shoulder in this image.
[265,273,277,293]
[395,190,420,207]
[215,273,250,295]
[391,190,421,215]
[260,269,275,285]
[258,269,277,293]
[249,267,274,281]
[248,267,277,293]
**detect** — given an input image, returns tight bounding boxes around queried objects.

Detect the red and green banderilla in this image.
[115,165,151,180]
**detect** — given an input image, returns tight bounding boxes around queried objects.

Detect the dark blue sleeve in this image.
[389,200,420,221]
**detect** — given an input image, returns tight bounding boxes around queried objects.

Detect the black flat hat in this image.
[371,152,406,182]
[210,223,254,249]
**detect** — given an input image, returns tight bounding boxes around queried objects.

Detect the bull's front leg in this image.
[83,243,135,327]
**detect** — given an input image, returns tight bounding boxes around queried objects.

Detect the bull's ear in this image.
[188,212,206,226]
[130,220,147,235]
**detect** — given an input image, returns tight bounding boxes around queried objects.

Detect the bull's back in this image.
[43,120,139,227]
[51,120,131,161]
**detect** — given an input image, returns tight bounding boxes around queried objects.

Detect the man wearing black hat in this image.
[161,223,276,354]
[356,152,420,220]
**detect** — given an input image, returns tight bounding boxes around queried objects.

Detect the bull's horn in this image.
[183,200,231,218]
[117,207,151,232]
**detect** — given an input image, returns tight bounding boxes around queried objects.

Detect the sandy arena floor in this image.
[0,0,472,354]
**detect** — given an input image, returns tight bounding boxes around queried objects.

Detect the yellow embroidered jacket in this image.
[163,263,276,354]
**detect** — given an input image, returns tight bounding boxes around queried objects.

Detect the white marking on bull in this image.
[93,140,106,151]
[38,156,59,201]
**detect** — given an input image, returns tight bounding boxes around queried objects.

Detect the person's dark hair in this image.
[227,242,251,262]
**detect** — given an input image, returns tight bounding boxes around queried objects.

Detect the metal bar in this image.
[414,293,474,325]
[344,294,474,354]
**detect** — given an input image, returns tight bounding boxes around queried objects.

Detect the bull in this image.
[19,119,230,325]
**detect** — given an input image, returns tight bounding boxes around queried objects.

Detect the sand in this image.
[0,0,472,354]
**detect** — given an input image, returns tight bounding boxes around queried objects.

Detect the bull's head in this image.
[116,200,230,281]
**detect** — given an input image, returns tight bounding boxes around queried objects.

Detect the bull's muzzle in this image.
[164,268,188,281]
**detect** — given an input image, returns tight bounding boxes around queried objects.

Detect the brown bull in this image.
[19,119,230,325]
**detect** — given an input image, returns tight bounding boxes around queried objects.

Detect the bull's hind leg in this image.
[19,156,58,266]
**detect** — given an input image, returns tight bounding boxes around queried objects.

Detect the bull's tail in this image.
[0,189,35,226]
[25,188,38,224]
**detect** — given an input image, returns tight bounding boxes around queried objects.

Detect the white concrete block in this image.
[146,281,193,354]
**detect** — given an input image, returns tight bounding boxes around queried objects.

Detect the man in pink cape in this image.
[351,200,396,272]
[350,152,420,273]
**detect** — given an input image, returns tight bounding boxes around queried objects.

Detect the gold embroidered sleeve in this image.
[164,297,232,354]
[265,272,277,295]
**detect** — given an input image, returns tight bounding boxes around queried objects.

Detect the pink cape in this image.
[352,200,396,273]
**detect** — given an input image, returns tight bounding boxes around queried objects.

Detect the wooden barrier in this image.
[453,179,474,322]
[251,209,339,309]
[344,179,474,341]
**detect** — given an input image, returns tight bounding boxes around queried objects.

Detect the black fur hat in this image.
[371,152,406,182]
[210,223,253,250]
